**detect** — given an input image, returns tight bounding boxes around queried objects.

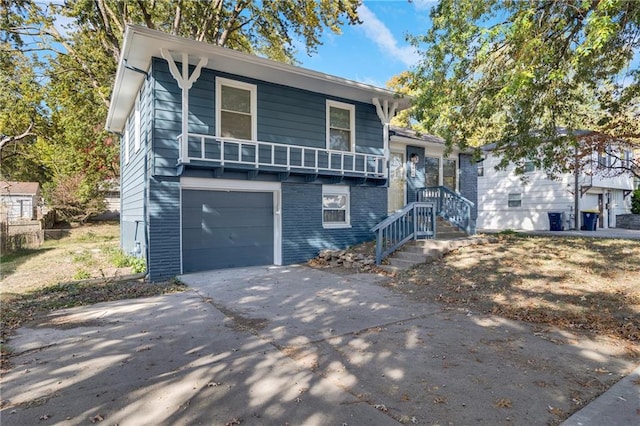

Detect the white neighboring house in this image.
[477,144,635,231]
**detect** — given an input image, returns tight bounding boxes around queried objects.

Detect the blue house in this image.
[106,26,476,280]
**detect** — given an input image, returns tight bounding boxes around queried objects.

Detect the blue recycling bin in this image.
[581,211,598,231]
[547,212,564,231]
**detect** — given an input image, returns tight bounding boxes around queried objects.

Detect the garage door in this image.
[182,190,274,273]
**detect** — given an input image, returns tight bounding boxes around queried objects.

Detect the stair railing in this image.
[371,202,436,265]
[417,186,475,235]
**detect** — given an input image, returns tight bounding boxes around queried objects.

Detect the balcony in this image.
[178,133,387,180]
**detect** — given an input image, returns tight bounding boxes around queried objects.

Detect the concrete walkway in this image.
[2,265,637,425]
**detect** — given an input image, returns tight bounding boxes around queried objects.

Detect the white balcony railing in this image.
[178,133,387,178]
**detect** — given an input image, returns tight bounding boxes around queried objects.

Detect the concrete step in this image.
[384,236,497,272]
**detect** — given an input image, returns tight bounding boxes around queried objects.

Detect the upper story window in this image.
[134,94,141,152]
[123,119,130,165]
[477,163,484,177]
[524,160,535,173]
[216,77,257,140]
[322,185,351,228]
[326,100,355,151]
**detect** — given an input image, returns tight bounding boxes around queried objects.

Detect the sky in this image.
[295,0,436,88]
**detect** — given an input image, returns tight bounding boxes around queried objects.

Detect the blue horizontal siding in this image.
[281,182,387,264]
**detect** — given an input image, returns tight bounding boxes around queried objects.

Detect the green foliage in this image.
[105,247,147,273]
[631,189,640,215]
[73,268,91,280]
[2,0,362,218]
[405,0,640,176]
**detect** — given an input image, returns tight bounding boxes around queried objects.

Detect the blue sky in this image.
[295,0,435,88]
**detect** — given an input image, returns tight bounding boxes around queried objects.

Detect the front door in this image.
[406,146,425,204]
[388,150,406,213]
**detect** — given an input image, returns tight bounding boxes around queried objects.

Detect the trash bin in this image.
[581,211,599,231]
[548,212,564,231]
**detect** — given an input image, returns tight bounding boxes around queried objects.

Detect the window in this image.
[524,160,535,173]
[477,163,484,177]
[424,156,440,187]
[598,151,609,168]
[134,94,141,152]
[123,122,130,165]
[443,159,457,190]
[508,193,522,208]
[322,185,350,228]
[216,77,256,140]
[326,100,355,151]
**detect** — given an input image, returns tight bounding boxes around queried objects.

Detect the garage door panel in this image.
[183,246,273,271]
[182,189,274,273]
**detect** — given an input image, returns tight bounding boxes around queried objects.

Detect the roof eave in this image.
[106,25,412,133]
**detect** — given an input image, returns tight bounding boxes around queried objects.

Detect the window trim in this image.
[326,100,355,152]
[215,77,257,141]
[123,119,130,165]
[322,185,351,229]
[508,192,522,208]
[134,94,141,153]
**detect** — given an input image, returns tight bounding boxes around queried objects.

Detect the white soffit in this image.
[106,25,411,132]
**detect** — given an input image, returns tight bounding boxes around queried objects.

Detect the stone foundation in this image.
[616,214,640,230]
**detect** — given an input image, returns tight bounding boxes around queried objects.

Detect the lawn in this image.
[0,222,184,350]
[385,234,640,345]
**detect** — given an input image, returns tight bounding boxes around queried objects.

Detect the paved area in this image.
[1,265,638,425]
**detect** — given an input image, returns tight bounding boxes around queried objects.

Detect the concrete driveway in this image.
[1,265,638,425]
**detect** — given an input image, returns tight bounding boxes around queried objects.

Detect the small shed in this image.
[0,181,42,222]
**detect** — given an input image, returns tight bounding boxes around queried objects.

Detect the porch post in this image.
[373,98,398,179]
[160,50,208,164]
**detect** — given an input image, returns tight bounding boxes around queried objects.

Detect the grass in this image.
[0,222,183,358]
[386,234,640,344]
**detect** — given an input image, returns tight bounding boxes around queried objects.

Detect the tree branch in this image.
[0,123,35,153]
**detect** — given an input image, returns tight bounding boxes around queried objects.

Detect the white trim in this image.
[216,77,257,141]
[326,100,356,152]
[180,177,282,265]
[123,122,130,165]
[322,184,351,229]
[134,94,141,152]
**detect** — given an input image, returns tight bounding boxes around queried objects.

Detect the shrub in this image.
[631,189,640,214]
[105,247,146,273]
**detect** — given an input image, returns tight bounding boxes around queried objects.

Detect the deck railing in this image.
[178,133,387,178]
[371,202,436,265]
[417,186,475,235]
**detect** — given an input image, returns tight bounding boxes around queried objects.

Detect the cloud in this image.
[410,0,438,12]
[356,4,420,67]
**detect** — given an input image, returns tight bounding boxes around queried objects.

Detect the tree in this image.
[1,0,362,220]
[405,0,640,178]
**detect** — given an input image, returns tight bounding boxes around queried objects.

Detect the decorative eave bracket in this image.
[160,49,208,164]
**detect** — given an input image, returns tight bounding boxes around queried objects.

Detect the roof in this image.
[0,181,40,196]
[389,126,446,145]
[106,25,412,133]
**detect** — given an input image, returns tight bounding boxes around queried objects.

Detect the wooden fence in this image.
[0,215,45,254]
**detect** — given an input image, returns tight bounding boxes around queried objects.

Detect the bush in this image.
[631,189,640,214]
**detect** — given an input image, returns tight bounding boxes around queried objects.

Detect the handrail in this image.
[417,186,476,235]
[177,133,387,178]
[371,202,436,265]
